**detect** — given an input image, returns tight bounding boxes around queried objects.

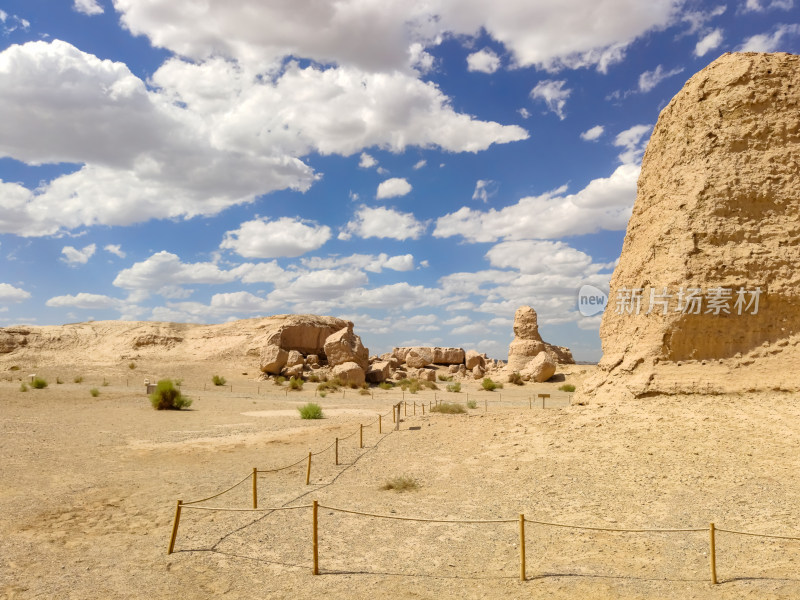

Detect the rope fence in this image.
[166,399,800,584]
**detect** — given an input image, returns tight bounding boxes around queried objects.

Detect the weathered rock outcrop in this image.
[579,52,800,402]
[392,347,465,365]
[333,361,366,386]
[324,325,369,370]
[507,306,574,372]
[521,352,557,383]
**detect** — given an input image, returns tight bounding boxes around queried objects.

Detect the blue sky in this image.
[0,0,798,361]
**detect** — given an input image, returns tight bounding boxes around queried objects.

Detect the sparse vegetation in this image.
[381,475,420,492]
[307,373,320,383]
[437,374,454,382]
[481,377,501,392]
[317,379,340,392]
[212,375,226,386]
[298,402,323,419]
[31,377,48,389]
[19,382,28,392]
[9,365,20,371]
[431,402,467,414]
[466,399,477,409]
[508,372,524,386]
[128,362,136,370]
[90,388,100,397]
[149,379,192,410]
[74,375,84,384]
[289,377,304,390]
[319,391,327,398]
[378,381,394,390]
[101,379,110,387]
[398,378,438,393]
[56,377,63,385]
[359,387,371,395]
[559,384,576,392]
[446,382,461,393]
[273,376,286,386]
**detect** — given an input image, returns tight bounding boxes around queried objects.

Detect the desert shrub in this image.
[307,373,320,383]
[317,380,339,392]
[481,378,498,392]
[398,378,421,394]
[437,374,453,382]
[431,402,466,414]
[212,375,226,386]
[9,365,20,371]
[508,372,524,386]
[559,384,576,392]
[128,362,136,370]
[56,377,63,385]
[446,382,461,393]
[359,387,371,395]
[420,380,438,390]
[298,402,323,419]
[378,381,393,390]
[19,382,28,392]
[90,388,100,397]
[273,376,286,386]
[319,391,327,398]
[289,377,304,390]
[381,475,420,492]
[149,379,192,410]
[466,399,477,409]
[74,375,84,384]
[31,377,48,389]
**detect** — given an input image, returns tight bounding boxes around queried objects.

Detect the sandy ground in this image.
[2,362,800,599]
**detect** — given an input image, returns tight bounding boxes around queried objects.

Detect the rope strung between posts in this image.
[257,454,309,473]
[320,504,516,523]
[522,518,705,533]
[182,472,253,506]
[310,439,337,457]
[182,504,313,512]
[715,528,800,541]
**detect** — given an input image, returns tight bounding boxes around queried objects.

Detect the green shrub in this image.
[90,388,100,397]
[298,402,323,419]
[273,376,286,386]
[319,391,327,398]
[307,373,320,383]
[481,378,497,392]
[19,382,28,392]
[9,365,20,371]
[149,379,192,410]
[212,375,226,386]
[378,381,394,390]
[466,399,477,409]
[446,382,461,393]
[431,402,466,414]
[31,377,48,389]
[508,372,524,386]
[559,384,576,392]
[128,362,136,370]
[359,387,371,395]
[381,475,420,492]
[74,375,84,384]
[289,377,304,390]
[437,374,453,382]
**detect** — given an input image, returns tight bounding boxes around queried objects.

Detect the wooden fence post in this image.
[252,467,258,509]
[710,522,718,584]
[306,452,312,485]
[312,500,319,575]
[360,424,363,448]
[168,500,183,555]
[335,437,339,466]
[519,514,526,581]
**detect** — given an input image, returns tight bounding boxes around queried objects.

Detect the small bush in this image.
[482,378,498,392]
[466,399,477,409]
[381,475,420,492]
[273,376,286,386]
[431,402,466,414]
[317,379,341,392]
[289,377,304,390]
[74,375,84,384]
[128,362,136,370]
[307,373,320,383]
[319,391,327,398]
[9,365,20,371]
[437,374,453,382]
[212,375,226,386]
[31,377,48,389]
[446,382,461,393]
[508,372,524,386]
[359,388,371,396]
[559,384,576,392]
[298,402,323,419]
[378,381,394,390]
[20,382,28,392]
[90,388,100,397]
[150,379,192,410]
[56,377,63,385]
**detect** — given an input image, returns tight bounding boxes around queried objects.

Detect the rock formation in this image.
[392,347,465,365]
[507,306,574,372]
[579,52,800,402]
[323,325,369,370]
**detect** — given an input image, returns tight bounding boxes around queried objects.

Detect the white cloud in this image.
[220,217,331,258]
[743,0,794,12]
[530,80,571,119]
[73,0,104,16]
[738,24,800,52]
[300,253,415,273]
[580,125,605,141]
[340,206,426,240]
[681,5,726,35]
[0,283,31,303]
[45,293,124,310]
[376,177,412,199]
[638,64,684,92]
[413,159,427,169]
[104,244,126,258]
[451,322,490,336]
[113,251,239,297]
[486,240,601,276]
[472,179,499,203]
[359,152,378,168]
[614,124,652,164]
[694,29,724,56]
[61,243,97,266]
[518,108,531,119]
[434,163,640,243]
[232,261,286,284]
[467,48,501,73]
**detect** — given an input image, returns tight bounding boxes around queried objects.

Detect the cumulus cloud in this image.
[376,177,412,199]
[359,152,378,168]
[104,244,126,258]
[530,80,571,119]
[472,179,499,203]
[638,64,684,92]
[434,163,640,243]
[467,48,501,73]
[73,0,104,16]
[694,28,724,56]
[743,0,794,12]
[45,293,124,310]
[0,283,31,303]
[340,206,426,240]
[300,253,415,273]
[738,24,800,52]
[614,124,652,164]
[580,125,605,141]
[413,159,427,169]
[220,217,331,258]
[61,244,97,266]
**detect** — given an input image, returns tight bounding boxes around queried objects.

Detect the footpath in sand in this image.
[2,363,800,599]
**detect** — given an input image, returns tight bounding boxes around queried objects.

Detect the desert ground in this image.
[2,360,800,600]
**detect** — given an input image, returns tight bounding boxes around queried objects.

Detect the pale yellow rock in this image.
[507,306,573,371]
[324,326,369,370]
